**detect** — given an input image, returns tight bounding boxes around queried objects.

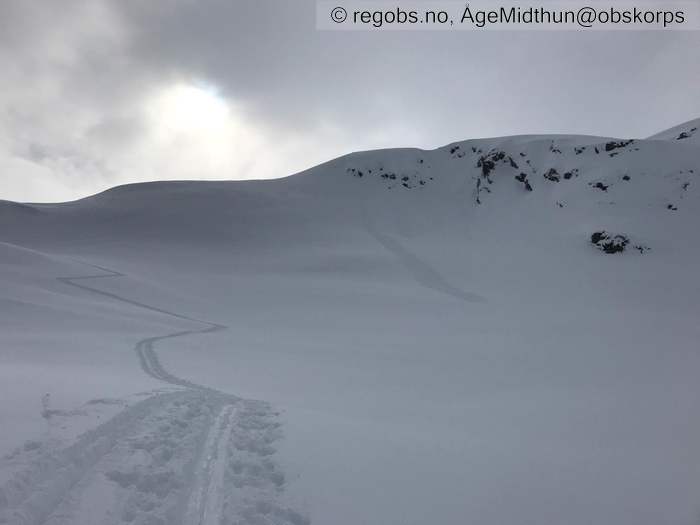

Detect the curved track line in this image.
[57,262,226,390]
[4,255,306,525]
[363,219,486,304]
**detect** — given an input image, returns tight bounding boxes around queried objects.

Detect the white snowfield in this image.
[0,117,699,525]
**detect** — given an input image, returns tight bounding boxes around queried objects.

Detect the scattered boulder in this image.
[591,231,630,254]
[514,173,533,191]
[605,140,634,152]
[476,149,519,183]
[590,182,609,192]
[543,168,560,182]
[348,165,426,190]
[450,145,466,158]
[478,150,506,178]
[676,127,697,140]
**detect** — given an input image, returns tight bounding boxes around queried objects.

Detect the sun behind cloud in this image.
[142,82,264,178]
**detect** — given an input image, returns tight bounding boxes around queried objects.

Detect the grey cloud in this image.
[1,0,699,201]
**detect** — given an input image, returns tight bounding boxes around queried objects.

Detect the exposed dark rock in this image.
[515,173,533,191]
[605,140,634,152]
[549,142,562,154]
[450,145,465,158]
[478,151,505,178]
[476,149,519,184]
[350,165,428,191]
[591,231,629,254]
[622,175,631,181]
[677,127,697,140]
[590,182,609,192]
[543,168,560,182]
[667,204,678,211]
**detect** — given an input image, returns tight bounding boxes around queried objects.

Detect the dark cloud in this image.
[1,0,699,201]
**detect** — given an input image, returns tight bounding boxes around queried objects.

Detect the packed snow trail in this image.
[57,263,226,389]
[185,405,236,525]
[0,259,307,525]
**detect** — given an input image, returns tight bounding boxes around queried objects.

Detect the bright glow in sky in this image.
[142,83,263,178]
[1,0,699,202]
[151,84,230,137]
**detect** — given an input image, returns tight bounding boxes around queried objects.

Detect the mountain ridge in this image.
[1,117,697,207]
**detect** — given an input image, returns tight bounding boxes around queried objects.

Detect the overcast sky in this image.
[1,0,699,202]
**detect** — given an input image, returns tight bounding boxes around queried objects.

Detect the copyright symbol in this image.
[577,6,596,28]
[331,6,347,23]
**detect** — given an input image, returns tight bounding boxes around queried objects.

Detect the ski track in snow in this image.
[0,261,305,525]
[364,220,486,304]
[57,263,226,389]
[185,405,236,525]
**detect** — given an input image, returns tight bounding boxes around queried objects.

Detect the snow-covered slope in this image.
[1,119,699,525]
[648,117,700,143]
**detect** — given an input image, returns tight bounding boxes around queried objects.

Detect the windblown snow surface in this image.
[1,118,700,525]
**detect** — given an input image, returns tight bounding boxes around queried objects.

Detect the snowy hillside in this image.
[1,119,699,525]
[648,117,700,143]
